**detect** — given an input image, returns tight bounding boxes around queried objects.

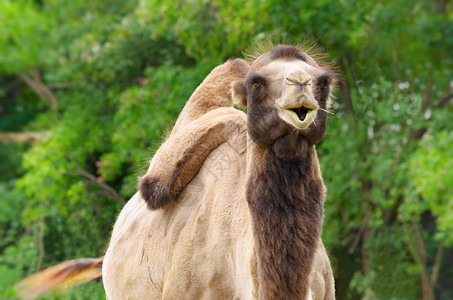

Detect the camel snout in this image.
[285,70,312,87]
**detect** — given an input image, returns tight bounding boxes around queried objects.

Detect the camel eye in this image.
[251,81,262,90]
[248,75,265,91]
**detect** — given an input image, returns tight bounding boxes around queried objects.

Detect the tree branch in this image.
[338,58,355,116]
[431,241,444,285]
[436,93,453,108]
[345,53,362,99]
[68,170,126,205]
[403,223,424,269]
[35,227,45,272]
[436,79,452,108]
[403,223,435,300]
[414,223,427,265]
[19,69,58,113]
[408,79,451,144]
[421,71,434,112]
[348,210,370,254]
[0,131,51,143]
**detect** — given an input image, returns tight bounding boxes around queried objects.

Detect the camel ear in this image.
[231,79,247,109]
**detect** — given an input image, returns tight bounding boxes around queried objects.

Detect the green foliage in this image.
[0,0,452,298]
[408,131,453,246]
[37,281,105,300]
[0,0,49,73]
[349,227,420,299]
[0,235,38,298]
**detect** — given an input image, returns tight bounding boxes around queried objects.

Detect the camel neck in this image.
[246,146,325,299]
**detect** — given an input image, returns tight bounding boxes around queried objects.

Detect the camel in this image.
[103,44,335,299]
[15,44,335,300]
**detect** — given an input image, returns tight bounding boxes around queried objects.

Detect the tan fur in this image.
[103,46,335,299]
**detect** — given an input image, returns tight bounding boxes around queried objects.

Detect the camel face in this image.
[233,45,334,154]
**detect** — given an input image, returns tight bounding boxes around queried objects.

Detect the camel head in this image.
[232,45,334,160]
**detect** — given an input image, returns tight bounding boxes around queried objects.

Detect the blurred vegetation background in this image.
[0,0,452,299]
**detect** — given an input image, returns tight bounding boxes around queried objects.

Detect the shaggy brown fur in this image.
[247,146,325,299]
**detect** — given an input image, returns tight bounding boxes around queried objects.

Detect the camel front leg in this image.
[139,108,246,210]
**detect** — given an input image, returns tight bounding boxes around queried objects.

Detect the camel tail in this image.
[14,256,104,299]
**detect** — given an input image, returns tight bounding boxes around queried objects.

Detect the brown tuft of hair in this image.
[243,37,336,74]
[14,257,104,299]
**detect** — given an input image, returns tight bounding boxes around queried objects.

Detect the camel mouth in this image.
[276,104,318,130]
[289,106,312,121]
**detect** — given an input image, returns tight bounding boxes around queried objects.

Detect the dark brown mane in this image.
[247,144,324,299]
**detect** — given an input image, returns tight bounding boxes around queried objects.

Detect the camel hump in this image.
[14,256,104,299]
[171,59,249,135]
[140,107,246,210]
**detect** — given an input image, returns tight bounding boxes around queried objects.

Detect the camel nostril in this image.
[285,73,312,87]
